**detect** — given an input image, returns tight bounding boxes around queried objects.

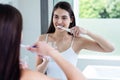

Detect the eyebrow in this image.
[53,14,68,18]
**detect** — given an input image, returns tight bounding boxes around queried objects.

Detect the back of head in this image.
[0,4,22,80]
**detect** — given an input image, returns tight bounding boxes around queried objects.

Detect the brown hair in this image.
[0,4,22,80]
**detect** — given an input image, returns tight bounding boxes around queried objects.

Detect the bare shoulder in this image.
[39,33,53,41]
[73,37,92,53]
[74,36,88,44]
[20,69,54,80]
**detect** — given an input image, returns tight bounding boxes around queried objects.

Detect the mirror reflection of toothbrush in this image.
[57,26,71,32]
[57,26,84,36]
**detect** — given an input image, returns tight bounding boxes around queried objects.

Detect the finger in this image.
[28,46,37,53]
[76,30,80,37]
[74,28,79,36]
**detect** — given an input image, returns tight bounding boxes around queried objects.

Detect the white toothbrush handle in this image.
[69,29,84,37]
[79,34,84,37]
[20,44,30,48]
[20,44,27,48]
[57,26,84,37]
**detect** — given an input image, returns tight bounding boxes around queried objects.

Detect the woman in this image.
[36,1,114,80]
[0,3,86,80]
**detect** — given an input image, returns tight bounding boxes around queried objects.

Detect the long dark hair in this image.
[0,4,22,80]
[47,1,76,34]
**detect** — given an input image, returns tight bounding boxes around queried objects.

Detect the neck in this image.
[53,32,71,42]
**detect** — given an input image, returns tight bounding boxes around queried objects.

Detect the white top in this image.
[45,34,78,80]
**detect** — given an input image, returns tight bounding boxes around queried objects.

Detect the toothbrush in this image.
[20,44,30,48]
[20,44,27,48]
[57,26,84,36]
[57,26,71,32]
[20,44,37,48]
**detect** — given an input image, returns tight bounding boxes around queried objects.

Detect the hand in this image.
[20,60,29,69]
[27,41,56,56]
[70,26,87,37]
[37,56,49,73]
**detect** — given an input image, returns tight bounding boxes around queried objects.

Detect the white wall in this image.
[0,0,18,8]
[17,0,41,69]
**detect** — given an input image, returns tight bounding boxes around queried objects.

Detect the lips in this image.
[56,26,64,31]
[56,26,62,29]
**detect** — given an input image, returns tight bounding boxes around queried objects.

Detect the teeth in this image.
[57,26,63,28]
[57,26,84,37]
[57,26,71,32]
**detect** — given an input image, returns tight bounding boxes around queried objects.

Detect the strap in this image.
[70,37,74,47]
[45,34,48,42]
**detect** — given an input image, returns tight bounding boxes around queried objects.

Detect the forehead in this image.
[54,8,69,17]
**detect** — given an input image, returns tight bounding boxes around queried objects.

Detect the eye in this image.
[53,15,59,19]
[62,16,67,20]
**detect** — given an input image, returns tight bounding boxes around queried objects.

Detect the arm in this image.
[20,69,55,80]
[71,26,115,52]
[28,41,86,80]
[36,56,48,73]
[85,30,114,52]
[36,34,48,73]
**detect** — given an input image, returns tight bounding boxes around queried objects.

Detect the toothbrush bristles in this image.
[57,26,71,32]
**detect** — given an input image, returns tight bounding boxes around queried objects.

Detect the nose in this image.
[57,18,62,24]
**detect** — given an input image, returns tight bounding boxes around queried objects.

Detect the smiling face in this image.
[53,8,72,32]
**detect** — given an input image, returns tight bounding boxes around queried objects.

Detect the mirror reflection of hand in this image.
[71,26,87,37]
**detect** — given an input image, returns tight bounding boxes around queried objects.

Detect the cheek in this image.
[53,18,57,24]
[52,20,57,29]
[64,21,71,26]
[53,21,56,26]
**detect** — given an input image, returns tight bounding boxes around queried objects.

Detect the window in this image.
[79,0,120,18]
[74,0,119,56]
